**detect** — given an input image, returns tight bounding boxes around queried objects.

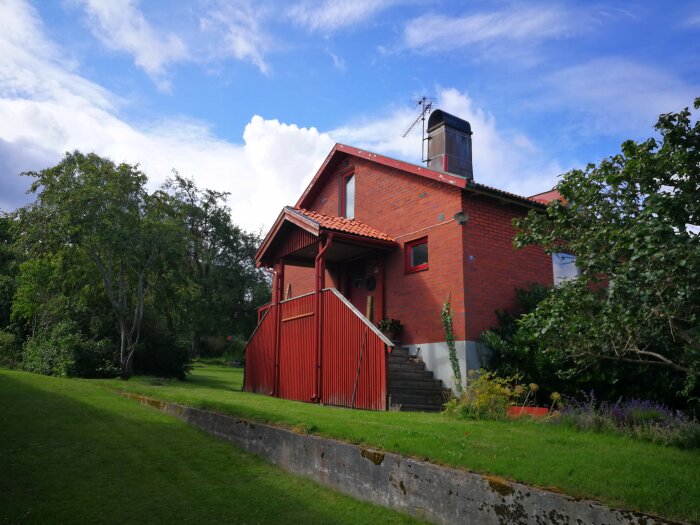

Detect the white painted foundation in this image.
[404,340,491,394]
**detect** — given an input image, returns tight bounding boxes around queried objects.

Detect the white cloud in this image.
[0,0,328,232]
[199,1,271,75]
[403,6,579,54]
[0,0,563,233]
[288,0,397,33]
[538,58,698,136]
[326,49,346,72]
[77,0,188,91]
[330,87,564,198]
[685,12,700,27]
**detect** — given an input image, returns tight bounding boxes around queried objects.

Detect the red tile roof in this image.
[290,207,394,242]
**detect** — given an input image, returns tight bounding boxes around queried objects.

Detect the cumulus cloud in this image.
[0,0,330,232]
[77,0,188,91]
[0,0,563,234]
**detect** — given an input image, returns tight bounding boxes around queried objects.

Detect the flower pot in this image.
[507,406,550,418]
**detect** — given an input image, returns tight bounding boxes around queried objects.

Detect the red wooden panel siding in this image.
[320,289,388,411]
[244,288,389,410]
[278,293,316,402]
[244,306,276,394]
[274,228,317,260]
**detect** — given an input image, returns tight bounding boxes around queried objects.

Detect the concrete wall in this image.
[405,340,491,394]
[124,393,680,525]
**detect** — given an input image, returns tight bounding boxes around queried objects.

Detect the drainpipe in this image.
[272,262,284,397]
[313,233,333,402]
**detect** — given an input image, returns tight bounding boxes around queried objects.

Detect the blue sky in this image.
[1,0,698,232]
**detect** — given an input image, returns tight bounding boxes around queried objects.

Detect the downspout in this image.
[272,263,284,397]
[313,233,334,402]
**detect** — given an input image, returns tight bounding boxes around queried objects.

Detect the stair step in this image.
[390,394,448,406]
[388,361,426,372]
[387,354,424,364]
[388,379,444,390]
[389,368,435,381]
[392,403,443,412]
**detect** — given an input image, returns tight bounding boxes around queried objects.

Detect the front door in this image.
[345,256,381,323]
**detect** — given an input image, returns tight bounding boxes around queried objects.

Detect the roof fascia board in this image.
[464,184,546,210]
[255,207,320,265]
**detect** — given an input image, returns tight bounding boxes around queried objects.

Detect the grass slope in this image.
[0,368,422,525]
[102,365,700,524]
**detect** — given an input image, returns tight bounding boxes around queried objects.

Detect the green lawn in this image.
[0,368,422,525]
[96,364,700,524]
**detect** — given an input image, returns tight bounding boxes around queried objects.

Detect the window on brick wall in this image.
[552,252,580,285]
[405,237,428,273]
[341,172,355,219]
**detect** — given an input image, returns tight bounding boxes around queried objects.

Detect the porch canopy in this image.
[247,207,396,410]
[256,207,395,270]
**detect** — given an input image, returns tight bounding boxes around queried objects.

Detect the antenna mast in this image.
[402,96,433,164]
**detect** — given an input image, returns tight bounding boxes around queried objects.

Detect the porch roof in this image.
[256,206,395,267]
[292,208,394,242]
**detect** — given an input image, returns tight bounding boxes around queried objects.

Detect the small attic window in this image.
[405,237,428,273]
[342,172,355,219]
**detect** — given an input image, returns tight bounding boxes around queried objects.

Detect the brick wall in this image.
[461,193,553,339]
[278,154,552,345]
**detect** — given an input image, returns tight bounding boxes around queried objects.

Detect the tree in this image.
[514,99,700,393]
[0,214,18,330]
[16,152,180,378]
[163,173,269,356]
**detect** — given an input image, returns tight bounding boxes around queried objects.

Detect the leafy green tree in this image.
[0,214,18,330]
[163,173,269,356]
[514,99,700,393]
[482,285,687,405]
[16,152,181,378]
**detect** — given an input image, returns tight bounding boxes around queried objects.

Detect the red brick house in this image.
[244,110,556,411]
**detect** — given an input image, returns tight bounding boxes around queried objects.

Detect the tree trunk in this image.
[119,321,131,379]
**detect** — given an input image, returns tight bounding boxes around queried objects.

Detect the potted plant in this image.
[377,318,402,342]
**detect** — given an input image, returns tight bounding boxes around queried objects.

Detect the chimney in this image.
[426,110,473,180]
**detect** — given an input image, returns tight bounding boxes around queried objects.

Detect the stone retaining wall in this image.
[123,393,682,525]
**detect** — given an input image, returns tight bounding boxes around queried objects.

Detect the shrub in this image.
[0,329,21,368]
[482,285,691,409]
[443,370,520,420]
[554,392,700,449]
[22,322,117,377]
[133,326,192,380]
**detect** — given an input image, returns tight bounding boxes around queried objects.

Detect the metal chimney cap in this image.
[427,110,472,135]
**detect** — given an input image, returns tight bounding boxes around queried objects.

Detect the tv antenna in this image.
[402,96,433,164]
